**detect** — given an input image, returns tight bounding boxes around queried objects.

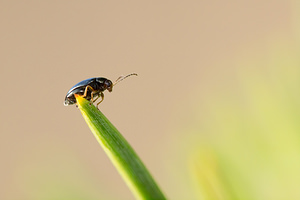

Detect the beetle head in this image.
[104,79,113,92]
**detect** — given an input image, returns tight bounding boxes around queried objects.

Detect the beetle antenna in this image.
[113,73,138,86]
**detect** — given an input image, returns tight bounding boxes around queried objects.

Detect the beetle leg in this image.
[96,92,105,109]
[81,85,96,105]
[92,95,100,103]
[89,91,97,105]
[88,91,100,106]
[82,85,95,97]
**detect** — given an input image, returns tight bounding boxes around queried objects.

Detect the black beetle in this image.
[64,73,137,108]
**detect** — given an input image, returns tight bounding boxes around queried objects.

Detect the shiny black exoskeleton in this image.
[64,77,112,106]
[64,73,137,108]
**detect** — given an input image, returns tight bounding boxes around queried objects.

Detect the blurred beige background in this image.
[0,1,297,199]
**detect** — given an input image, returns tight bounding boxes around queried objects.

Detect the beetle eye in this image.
[105,80,113,92]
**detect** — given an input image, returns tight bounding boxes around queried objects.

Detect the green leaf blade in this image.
[76,95,166,200]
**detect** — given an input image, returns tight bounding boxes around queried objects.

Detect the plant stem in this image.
[75,95,166,200]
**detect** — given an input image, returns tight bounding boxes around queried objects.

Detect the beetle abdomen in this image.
[64,87,91,105]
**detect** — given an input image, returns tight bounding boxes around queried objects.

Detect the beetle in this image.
[64,73,137,108]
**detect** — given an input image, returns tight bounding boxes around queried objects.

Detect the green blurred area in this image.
[186,37,300,199]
